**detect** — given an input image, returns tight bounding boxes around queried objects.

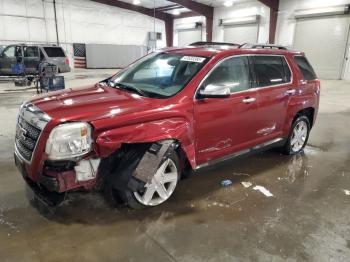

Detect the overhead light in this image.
[173,9,181,15]
[224,1,233,7]
[133,0,141,5]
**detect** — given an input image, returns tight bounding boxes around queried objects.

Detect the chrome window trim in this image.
[194,54,293,100]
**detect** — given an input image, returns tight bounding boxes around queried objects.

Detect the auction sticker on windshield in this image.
[180,56,206,63]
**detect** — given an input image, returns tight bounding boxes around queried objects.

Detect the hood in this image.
[30,84,157,123]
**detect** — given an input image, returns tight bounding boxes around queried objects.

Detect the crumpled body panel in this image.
[94,117,196,169]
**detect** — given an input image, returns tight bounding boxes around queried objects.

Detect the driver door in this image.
[0,46,17,75]
[194,55,260,165]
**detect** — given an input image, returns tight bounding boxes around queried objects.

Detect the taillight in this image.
[64,58,69,65]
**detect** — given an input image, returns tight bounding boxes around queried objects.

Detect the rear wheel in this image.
[115,150,180,209]
[281,116,310,155]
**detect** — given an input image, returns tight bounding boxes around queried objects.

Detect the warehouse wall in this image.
[173,16,206,47]
[276,0,349,46]
[276,0,350,80]
[213,1,270,44]
[0,0,166,69]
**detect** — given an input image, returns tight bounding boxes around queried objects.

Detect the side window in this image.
[3,46,15,58]
[204,56,251,93]
[294,56,317,80]
[253,56,290,87]
[24,46,39,58]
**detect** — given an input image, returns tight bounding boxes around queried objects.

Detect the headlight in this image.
[45,122,92,160]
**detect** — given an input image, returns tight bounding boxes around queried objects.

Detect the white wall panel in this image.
[213,1,269,44]
[2,16,29,41]
[2,0,27,16]
[223,24,259,44]
[26,0,44,17]
[0,0,166,70]
[27,18,47,42]
[178,29,202,47]
[276,0,350,79]
[173,16,206,47]
[86,44,147,68]
[276,0,350,46]
[294,16,349,79]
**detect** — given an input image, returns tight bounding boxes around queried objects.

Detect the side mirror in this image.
[198,84,230,98]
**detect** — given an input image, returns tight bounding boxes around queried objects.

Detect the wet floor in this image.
[0,74,349,261]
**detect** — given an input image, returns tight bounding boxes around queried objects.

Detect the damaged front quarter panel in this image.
[93,117,197,169]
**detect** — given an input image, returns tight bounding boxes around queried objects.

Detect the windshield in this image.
[108,52,208,98]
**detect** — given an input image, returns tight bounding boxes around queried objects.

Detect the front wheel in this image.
[116,151,180,209]
[281,116,310,155]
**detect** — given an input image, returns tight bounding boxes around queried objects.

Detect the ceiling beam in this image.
[176,11,199,18]
[168,0,213,17]
[90,0,173,21]
[257,0,279,43]
[258,0,279,11]
[168,0,214,41]
[156,4,181,12]
[90,0,174,46]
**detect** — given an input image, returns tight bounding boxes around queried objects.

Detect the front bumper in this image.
[14,152,64,206]
[14,151,97,206]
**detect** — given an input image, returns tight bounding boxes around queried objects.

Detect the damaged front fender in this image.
[93,118,197,169]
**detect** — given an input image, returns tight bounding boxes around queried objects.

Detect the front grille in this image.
[15,116,42,162]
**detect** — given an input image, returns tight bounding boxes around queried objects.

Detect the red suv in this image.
[14,43,320,208]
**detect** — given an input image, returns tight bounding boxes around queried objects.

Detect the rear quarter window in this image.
[43,47,66,57]
[294,56,317,80]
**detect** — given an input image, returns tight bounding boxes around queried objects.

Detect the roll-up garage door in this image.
[223,23,259,44]
[178,29,202,47]
[293,15,350,79]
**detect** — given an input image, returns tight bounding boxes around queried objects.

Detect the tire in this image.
[114,150,181,209]
[281,116,310,155]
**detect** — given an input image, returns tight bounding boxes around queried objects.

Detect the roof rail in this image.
[240,43,288,50]
[189,41,240,47]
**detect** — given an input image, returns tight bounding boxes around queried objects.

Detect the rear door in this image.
[194,55,261,165]
[252,55,294,142]
[23,46,40,74]
[42,46,67,71]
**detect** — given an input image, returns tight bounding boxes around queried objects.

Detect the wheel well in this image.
[294,107,315,127]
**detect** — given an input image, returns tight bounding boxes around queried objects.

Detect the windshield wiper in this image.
[114,82,149,97]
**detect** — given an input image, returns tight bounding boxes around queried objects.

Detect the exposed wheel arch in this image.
[293,107,315,128]
[99,139,186,208]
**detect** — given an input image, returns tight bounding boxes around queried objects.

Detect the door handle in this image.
[242,97,256,103]
[285,89,296,95]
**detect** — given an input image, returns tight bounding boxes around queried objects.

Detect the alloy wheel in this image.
[290,121,308,152]
[133,158,178,206]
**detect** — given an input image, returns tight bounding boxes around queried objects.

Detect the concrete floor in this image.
[0,70,349,261]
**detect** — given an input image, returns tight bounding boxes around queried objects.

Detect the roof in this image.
[162,43,303,57]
